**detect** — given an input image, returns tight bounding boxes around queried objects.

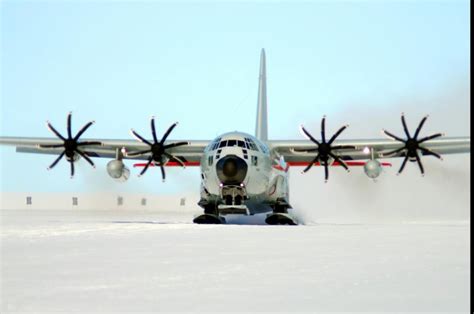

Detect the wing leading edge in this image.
[0,136,209,164]
[268,114,469,180]
[269,137,470,163]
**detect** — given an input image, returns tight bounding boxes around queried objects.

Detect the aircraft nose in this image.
[216,155,248,185]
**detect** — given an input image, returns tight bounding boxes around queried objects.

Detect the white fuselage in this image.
[199,131,289,215]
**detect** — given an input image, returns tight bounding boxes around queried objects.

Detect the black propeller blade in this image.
[297,116,355,182]
[38,112,102,178]
[128,116,189,181]
[382,113,444,176]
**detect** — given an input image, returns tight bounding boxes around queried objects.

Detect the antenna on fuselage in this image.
[255,48,268,142]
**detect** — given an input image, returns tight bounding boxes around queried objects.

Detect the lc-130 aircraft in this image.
[0,50,470,225]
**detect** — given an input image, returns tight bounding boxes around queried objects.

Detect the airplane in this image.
[0,49,470,225]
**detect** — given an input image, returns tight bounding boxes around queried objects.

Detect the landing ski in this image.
[265,213,298,225]
[193,214,226,224]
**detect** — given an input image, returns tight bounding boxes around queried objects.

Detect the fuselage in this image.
[197,50,290,217]
[199,131,289,215]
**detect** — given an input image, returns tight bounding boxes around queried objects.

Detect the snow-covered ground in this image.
[0,209,469,313]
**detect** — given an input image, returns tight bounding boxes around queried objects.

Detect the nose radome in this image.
[223,158,238,177]
[216,155,248,185]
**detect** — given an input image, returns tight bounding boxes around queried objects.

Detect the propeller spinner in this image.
[127,117,189,181]
[297,116,355,182]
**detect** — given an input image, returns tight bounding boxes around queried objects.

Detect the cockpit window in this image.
[258,143,269,154]
[244,137,259,151]
[251,155,258,166]
[209,137,221,151]
[212,137,261,151]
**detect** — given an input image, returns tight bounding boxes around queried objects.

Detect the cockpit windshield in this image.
[244,138,259,151]
[211,138,260,151]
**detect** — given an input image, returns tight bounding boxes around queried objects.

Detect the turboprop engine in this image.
[107,160,130,182]
[364,159,383,179]
[38,112,102,178]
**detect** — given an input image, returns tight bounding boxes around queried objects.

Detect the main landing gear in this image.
[193,214,226,224]
[265,212,298,225]
[193,201,298,225]
[193,204,226,224]
[265,201,298,225]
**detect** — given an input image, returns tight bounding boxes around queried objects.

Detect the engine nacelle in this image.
[107,160,130,182]
[364,160,382,179]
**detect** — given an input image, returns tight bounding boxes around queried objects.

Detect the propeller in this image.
[297,116,355,182]
[38,112,102,178]
[382,113,443,176]
[127,116,189,181]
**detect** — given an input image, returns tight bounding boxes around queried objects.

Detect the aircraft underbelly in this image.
[218,198,273,215]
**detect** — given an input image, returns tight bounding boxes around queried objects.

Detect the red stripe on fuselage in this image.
[133,161,200,167]
[286,161,392,167]
[272,164,290,172]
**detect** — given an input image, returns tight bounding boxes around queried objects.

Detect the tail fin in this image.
[255,49,268,141]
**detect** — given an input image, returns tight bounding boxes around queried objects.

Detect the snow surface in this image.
[0,209,470,313]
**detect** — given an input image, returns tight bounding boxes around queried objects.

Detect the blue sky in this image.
[0,0,470,194]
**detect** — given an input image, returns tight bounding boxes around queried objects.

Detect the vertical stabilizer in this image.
[255,49,268,141]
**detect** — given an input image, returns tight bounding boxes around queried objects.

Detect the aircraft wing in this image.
[0,137,209,165]
[268,137,470,164]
